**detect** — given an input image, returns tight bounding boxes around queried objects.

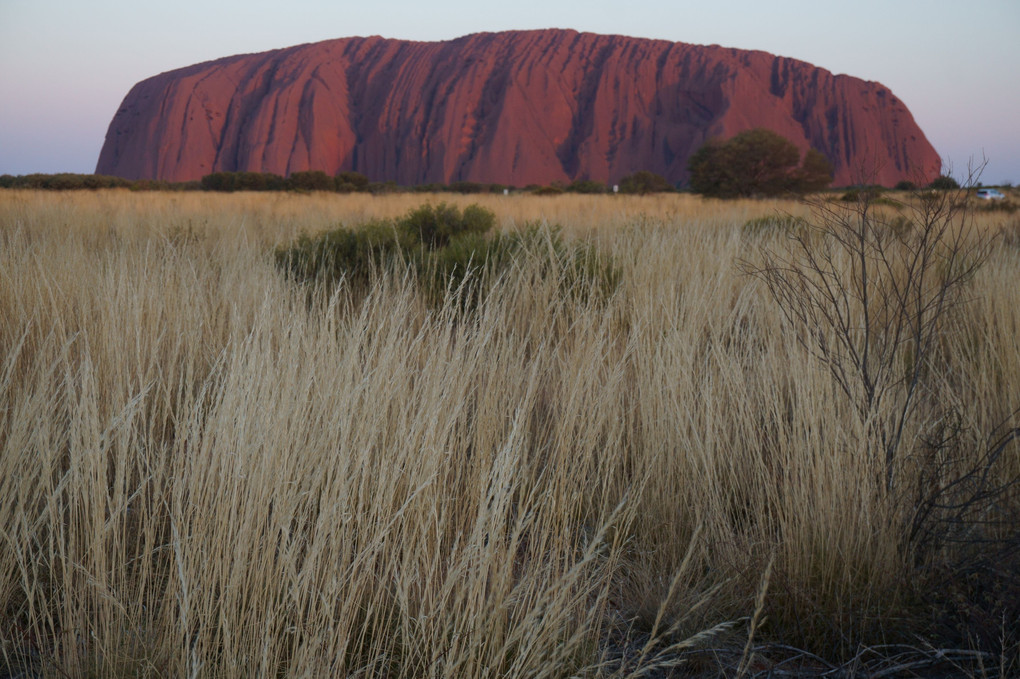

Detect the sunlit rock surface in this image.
[97,30,940,187]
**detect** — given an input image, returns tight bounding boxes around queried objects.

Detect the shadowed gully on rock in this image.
[96,29,941,187]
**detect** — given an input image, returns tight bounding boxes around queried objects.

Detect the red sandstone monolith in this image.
[96,30,940,187]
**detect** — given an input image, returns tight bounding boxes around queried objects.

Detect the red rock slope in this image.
[96,30,940,187]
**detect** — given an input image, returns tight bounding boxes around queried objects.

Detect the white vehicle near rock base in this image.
[976,188,1006,200]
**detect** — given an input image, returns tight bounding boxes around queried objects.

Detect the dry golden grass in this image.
[1,189,1017,678]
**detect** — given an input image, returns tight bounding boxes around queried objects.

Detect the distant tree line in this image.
[1,170,678,195]
[200,170,679,195]
[1,157,965,196]
[200,170,376,193]
[521,172,676,196]
[0,173,199,191]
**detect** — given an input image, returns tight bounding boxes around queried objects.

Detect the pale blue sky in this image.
[1,0,1018,183]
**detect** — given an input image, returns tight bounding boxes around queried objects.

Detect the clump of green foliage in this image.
[531,185,565,196]
[618,170,673,194]
[565,179,608,194]
[0,173,135,190]
[397,202,495,249]
[687,128,833,198]
[275,218,410,290]
[928,175,960,190]
[415,223,619,308]
[335,171,370,193]
[275,203,620,308]
[201,171,288,192]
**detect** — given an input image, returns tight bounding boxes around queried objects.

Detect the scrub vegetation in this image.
[1,188,1018,678]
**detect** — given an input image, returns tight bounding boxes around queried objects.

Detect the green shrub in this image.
[446,181,485,194]
[894,180,918,191]
[618,171,673,194]
[402,203,522,307]
[415,231,515,307]
[275,218,407,290]
[397,202,495,249]
[688,129,833,198]
[419,223,620,307]
[335,171,370,192]
[288,170,335,192]
[367,181,400,194]
[532,185,565,196]
[565,179,607,194]
[928,175,960,190]
[200,171,287,191]
[276,202,498,293]
[275,204,620,309]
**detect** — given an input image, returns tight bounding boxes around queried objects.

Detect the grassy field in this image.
[1,189,1018,678]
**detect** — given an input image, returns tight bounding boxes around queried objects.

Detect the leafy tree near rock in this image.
[565,179,608,194]
[336,171,370,192]
[618,170,673,194]
[686,141,732,196]
[928,175,960,190]
[688,128,833,197]
[288,170,335,192]
[793,148,836,193]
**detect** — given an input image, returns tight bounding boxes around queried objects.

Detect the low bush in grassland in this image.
[274,217,412,289]
[275,202,621,307]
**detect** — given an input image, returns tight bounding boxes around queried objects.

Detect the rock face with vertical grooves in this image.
[96,29,940,187]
